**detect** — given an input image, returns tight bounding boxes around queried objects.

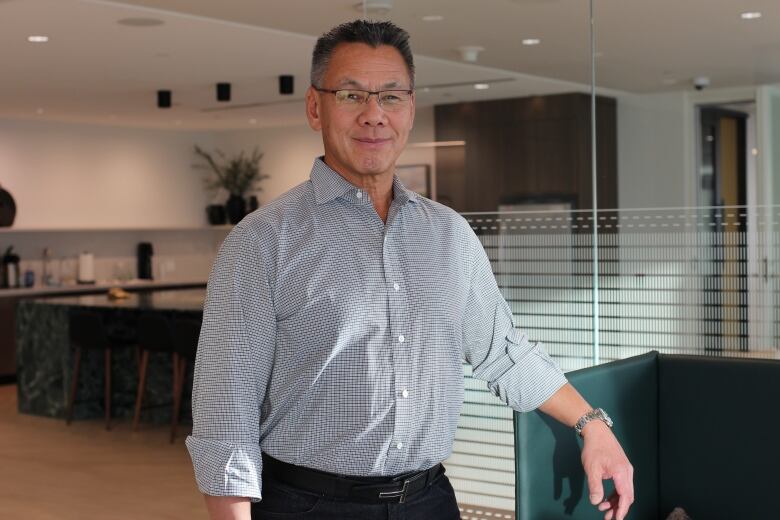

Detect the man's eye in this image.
[382,94,401,103]
[344,92,363,102]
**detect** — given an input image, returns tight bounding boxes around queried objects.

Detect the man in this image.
[186,20,634,520]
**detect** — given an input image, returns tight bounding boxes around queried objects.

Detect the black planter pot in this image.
[225,194,246,224]
[0,186,16,227]
[206,204,226,225]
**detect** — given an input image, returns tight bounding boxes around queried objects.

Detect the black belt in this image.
[261,453,444,504]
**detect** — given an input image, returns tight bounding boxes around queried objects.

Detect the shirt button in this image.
[396,442,403,449]
[402,389,409,398]
[398,334,405,343]
[393,283,399,291]
[356,190,362,199]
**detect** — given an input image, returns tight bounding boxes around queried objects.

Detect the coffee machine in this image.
[137,242,154,280]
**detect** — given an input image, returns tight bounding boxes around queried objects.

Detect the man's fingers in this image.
[612,470,635,520]
[586,467,604,504]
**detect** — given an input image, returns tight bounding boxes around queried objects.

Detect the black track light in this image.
[217,82,231,102]
[157,89,171,108]
[279,75,294,95]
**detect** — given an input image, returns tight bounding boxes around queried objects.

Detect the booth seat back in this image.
[514,352,780,520]
[657,355,780,519]
[515,352,660,520]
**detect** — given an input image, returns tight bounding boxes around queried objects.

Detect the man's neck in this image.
[323,156,394,223]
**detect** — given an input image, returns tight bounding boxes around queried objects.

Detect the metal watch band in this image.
[574,408,613,437]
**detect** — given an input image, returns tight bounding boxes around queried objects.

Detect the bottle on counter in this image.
[77,251,96,284]
[2,245,20,288]
[42,247,60,286]
[137,242,154,280]
[24,269,34,287]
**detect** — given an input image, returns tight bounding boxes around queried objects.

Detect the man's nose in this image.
[357,95,387,126]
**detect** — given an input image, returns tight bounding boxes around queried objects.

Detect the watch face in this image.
[596,409,613,427]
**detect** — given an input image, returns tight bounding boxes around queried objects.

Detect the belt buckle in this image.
[378,470,426,504]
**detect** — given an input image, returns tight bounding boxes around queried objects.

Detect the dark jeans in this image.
[251,469,462,520]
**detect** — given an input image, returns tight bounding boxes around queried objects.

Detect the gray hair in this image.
[311,20,415,89]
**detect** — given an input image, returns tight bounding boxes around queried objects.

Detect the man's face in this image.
[306,42,415,180]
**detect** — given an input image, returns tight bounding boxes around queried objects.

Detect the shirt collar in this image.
[310,156,418,206]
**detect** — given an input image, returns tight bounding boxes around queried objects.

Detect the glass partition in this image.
[591,0,780,364]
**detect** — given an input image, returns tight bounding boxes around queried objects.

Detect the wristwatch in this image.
[574,408,613,437]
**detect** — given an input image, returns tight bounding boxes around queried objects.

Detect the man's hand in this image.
[538,383,635,519]
[203,495,251,520]
[580,421,634,520]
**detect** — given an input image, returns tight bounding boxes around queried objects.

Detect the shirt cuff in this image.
[185,436,263,502]
[483,331,569,413]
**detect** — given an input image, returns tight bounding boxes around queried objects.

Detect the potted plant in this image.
[192,144,269,224]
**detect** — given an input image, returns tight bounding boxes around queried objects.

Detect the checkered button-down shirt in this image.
[185,157,567,501]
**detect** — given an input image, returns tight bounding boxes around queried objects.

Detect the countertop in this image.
[27,287,207,312]
[0,278,206,298]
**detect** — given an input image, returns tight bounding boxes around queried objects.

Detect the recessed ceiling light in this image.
[421,87,431,93]
[249,118,258,125]
[474,83,490,90]
[351,1,393,15]
[422,15,443,22]
[117,17,165,27]
[35,107,44,115]
[740,11,762,20]
[27,35,49,43]
[174,120,182,125]
[662,78,678,85]
[522,38,541,46]
[458,45,484,62]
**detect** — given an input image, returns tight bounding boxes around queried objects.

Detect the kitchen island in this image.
[15,288,205,424]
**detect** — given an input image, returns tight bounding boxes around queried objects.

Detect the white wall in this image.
[0,119,217,229]
[615,91,688,209]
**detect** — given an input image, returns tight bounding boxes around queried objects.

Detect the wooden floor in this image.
[0,384,208,520]
[0,383,516,519]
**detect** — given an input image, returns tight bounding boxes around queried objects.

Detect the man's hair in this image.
[311,20,415,89]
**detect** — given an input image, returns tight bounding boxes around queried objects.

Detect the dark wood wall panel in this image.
[434,93,617,212]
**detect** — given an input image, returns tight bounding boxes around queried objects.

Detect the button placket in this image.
[382,221,412,471]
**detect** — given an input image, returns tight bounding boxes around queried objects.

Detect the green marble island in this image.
[15,288,205,424]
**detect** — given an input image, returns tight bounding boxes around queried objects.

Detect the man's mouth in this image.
[354,137,392,146]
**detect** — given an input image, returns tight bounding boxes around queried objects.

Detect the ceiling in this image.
[0,0,778,130]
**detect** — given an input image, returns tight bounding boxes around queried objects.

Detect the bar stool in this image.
[170,317,201,443]
[65,310,116,430]
[132,312,176,431]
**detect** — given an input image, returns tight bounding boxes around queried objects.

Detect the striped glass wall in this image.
[447,205,780,518]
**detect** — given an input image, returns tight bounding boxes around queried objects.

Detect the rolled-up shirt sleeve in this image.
[462,232,568,413]
[185,222,276,502]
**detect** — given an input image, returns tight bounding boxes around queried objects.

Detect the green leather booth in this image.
[514,351,780,519]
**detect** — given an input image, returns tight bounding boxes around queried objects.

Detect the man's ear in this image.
[305,86,322,131]
[409,91,416,131]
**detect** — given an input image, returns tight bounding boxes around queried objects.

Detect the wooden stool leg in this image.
[104,348,112,431]
[171,352,179,416]
[66,347,82,425]
[133,350,150,431]
[170,356,187,443]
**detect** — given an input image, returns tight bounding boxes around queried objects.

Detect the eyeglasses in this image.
[312,86,413,111]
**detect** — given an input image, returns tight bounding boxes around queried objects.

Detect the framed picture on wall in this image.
[396,164,431,199]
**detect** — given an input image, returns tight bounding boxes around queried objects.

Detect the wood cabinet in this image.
[434,93,617,212]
